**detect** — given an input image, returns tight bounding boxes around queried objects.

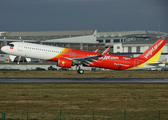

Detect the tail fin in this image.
[137,38,167,63]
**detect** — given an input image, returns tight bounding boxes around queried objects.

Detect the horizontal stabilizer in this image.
[146,62,165,67]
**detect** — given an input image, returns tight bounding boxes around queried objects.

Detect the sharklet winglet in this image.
[102,46,111,55]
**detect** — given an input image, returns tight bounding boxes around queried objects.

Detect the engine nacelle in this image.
[57,58,72,68]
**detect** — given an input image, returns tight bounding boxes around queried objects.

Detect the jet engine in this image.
[57,58,73,68]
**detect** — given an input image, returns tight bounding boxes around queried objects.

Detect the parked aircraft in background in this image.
[1,38,167,74]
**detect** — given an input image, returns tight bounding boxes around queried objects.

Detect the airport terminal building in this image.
[0,30,168,64]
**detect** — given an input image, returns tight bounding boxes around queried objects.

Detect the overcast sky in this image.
[0,0,168,33]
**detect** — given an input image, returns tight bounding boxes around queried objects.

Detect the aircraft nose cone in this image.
[1,46,6,53]
[1,46,4,52]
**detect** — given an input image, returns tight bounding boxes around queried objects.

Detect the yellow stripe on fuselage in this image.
[48,48,67,60]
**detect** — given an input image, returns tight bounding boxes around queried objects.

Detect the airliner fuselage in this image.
[1,38,167,74]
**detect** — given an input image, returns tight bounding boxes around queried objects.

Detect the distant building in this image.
[96,30,168,54]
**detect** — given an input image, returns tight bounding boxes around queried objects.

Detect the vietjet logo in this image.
[144,40,163,59]
[10,47,13,49]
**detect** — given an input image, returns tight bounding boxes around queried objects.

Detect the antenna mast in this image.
[158,22,160,37]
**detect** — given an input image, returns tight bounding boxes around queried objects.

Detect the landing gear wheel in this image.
[77,69,84,74]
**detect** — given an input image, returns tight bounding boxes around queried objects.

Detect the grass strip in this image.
[0,70,168,78]
[0,84,168,119]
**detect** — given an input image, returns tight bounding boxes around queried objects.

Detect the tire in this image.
[77,69,84,74]
[79,69,84,74]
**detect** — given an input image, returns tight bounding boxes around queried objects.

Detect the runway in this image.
[0,78,168,84]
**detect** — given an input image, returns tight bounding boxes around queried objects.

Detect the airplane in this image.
[1,38,167,74]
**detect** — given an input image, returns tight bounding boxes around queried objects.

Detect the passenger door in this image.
[18,42,23,51]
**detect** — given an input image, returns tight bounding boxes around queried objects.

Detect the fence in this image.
[1,109,168,120]
[0,112,5,120]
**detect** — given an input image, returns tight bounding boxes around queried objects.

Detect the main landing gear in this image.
[17,56,21,65]
[77,66,84,74]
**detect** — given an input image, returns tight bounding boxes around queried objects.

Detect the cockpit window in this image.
[8,44,14,47]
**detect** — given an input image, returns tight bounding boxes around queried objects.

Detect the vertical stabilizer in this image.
[137,38,167,63]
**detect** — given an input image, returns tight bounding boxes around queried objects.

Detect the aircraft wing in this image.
[64,47,110,66]
[74,54,104,66]
[65,54,104,66]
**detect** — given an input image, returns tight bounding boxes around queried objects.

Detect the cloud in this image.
[0,0,168,32]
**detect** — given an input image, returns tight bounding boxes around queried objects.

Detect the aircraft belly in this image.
[9,49,25,57]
